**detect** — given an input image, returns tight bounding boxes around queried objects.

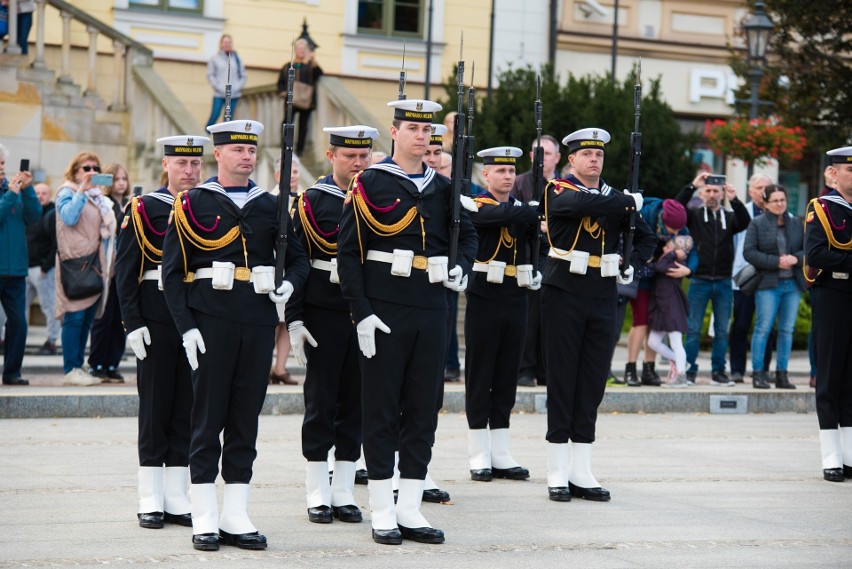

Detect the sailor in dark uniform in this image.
[337,99,477,546]
[161,119,309,551]
[804,145,852,483]
[465,146,540,482]
[541,128,655,503]
[286,125,379,524]
[115,134,208,530]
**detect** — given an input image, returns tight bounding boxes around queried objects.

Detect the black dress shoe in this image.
[422,488,451,503]
[470,468,493,482]
[372,528,402,545]
[568,482,611,502]
[332,504,362,523]
[2,377,29,386]
[192,533,220,551]
[308,505,333,523]
[844,465,852,479]
[137,511,164,529]
[517,374,536,387]
[548,486,571,502]
[823,468,845,482]
[398,525,445,544]
[164,512,193,527]
[104,369,125,383]
[219,529,267,550]
[355,469,369,485]
[492,466,530,480]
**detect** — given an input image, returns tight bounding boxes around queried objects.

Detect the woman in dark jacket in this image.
[743,184,806,390]
[277,38,323,156]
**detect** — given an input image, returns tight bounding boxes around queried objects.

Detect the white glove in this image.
[355,315,391,359]
[269,280,294,304]
[443,265,468,292]
[288,320,317,366]
[182,328,206,371]
[617,265,634,285]
[460,195,478,213]
[528,271,542,291]
[126,326,151,360]
[624,189,643,211]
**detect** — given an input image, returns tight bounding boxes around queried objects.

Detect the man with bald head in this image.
[24,182,59,355]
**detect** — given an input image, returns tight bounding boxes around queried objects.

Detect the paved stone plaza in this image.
[1,412,850,568]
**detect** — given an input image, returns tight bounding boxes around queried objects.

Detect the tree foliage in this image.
[731,1,852,189]
[436,64,696,198]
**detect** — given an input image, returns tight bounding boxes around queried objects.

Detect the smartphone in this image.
[706,174,726,186]
[133,185,143,197]
[91,173,114,186]
[20,159,30,172]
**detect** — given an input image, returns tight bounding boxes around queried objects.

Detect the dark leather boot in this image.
[775,370,796,389]
[752,371,771,389]
[625,362,640,387]
[641,361,662,386]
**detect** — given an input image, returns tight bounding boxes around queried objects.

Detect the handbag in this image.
[733,264,760,296]
[60,250,104,300]
[291,80,314,111]
[617,278,640,299]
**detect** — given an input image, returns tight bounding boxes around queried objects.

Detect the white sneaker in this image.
[63,368,100,386]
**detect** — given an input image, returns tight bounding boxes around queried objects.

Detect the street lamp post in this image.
[739,1,773,179]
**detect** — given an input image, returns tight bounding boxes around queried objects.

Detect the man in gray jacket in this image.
[206,34,248,127]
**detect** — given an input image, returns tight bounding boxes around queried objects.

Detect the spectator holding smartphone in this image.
[675,172,751,385]
[0,144,41,385]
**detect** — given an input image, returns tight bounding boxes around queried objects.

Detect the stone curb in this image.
[0,387,815,419]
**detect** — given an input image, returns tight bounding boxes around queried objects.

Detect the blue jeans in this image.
[61,303,98,373]
[206,96,240,127]
[751,279,802,372]
[685,278,733,374]
[0,276,27,381]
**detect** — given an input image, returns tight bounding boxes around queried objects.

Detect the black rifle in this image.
[275,42,296,289]
[461,63,475,199]
[621,59,643,274]
[390,44,407,157]
[224,50,233,122]
[447,35,466,272]
[530,75,544,272]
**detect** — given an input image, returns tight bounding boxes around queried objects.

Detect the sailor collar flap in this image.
[368,162,437,196]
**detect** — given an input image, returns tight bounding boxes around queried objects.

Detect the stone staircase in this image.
[0,0,200,191]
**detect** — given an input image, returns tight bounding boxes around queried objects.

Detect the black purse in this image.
[733,264,760,296]
[60,250,103,300]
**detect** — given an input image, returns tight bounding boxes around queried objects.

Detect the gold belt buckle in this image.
[505,265,517,277]
[235,267,251,282]
[183,271,195,283]
[412,255,428,271]
[588,255,601,269]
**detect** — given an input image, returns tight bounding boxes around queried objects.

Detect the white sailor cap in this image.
[206,120,264,146]
[387,99,442,123]
[429,124,448,146]
[477,146,523,165]
[156,135,211,156]
[562,128,611,154]
[827,146,852,165]
[322,125,380,148]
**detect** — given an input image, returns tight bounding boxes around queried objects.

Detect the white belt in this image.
[194,266,256,283]
[141,270,159,281]
[472,262,518,278]
[366,249,431,271]
[547,247,604,269]
[311,259,335,272]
